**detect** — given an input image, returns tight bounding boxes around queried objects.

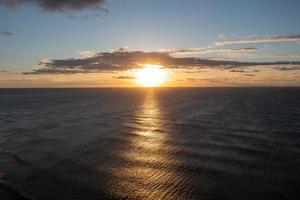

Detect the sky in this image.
[0,0,300,87]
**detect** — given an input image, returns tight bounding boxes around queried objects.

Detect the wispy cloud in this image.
[159,47,258,57]
[243,74,256,77]
[23,49,300,74]
[273,66,300,71]
[0,0,107,12]
[230,69,245,73]
[215,35,300,46]
[0,30,15,36]
[113,75,135,79]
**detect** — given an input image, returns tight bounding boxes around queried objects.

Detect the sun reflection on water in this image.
[113,90,184,199]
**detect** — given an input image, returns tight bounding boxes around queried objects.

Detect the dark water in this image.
[0,88,300,200]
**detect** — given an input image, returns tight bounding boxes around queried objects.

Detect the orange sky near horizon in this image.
[1,65,299,88]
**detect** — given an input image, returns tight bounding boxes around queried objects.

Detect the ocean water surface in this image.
[0,88,300,200]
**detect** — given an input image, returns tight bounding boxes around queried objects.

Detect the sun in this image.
[134,64,168,87]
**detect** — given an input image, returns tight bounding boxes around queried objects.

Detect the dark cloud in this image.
[23,50,300,74]
[230,69,245,73]
[0,30,14,36]
[0,0,106,12]
[22,69,93,74]
[231,47,258,52]
[113,75,135,79]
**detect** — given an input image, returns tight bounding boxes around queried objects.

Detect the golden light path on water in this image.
[112,90,187,199]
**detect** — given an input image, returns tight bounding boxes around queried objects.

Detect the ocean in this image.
[0,88,299,200]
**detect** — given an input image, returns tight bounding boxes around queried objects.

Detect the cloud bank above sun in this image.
[22,47,300,75]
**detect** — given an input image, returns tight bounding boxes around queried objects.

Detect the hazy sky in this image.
[0,0,300,87]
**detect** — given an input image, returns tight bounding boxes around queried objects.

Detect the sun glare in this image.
[134,65,168,87]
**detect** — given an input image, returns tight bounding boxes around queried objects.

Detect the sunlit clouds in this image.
[21,49,300,75]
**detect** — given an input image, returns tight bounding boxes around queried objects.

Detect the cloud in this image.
[215,35,300,46]
[113,75,135,79]
[22,69,93,74]
[0,30,15,36]
[23,49,300,74]
[184,70,206,74]
[186,78,198,82]
[79,51,98,58]
[273,66,300,71]
[230,69,245,73]
[243,74,256,77]
[161,47,259,57]
[231,48,258,52]
[0,0,106,12]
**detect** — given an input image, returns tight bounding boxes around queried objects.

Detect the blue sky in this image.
[0,0,300,87]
